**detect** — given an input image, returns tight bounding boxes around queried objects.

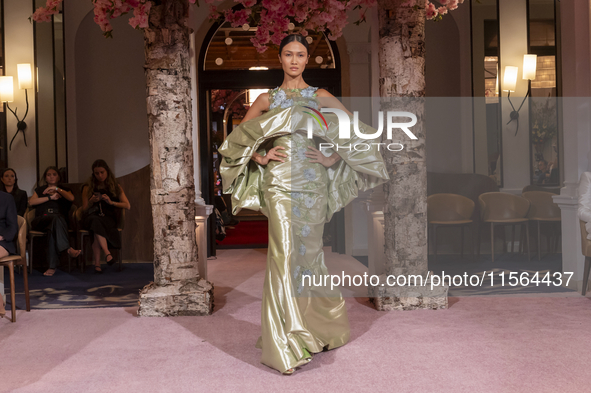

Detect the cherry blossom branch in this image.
[31,0,464,49]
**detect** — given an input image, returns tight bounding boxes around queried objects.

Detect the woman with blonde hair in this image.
[81,159,130,273]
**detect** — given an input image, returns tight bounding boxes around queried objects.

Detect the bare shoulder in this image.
[315,88,333,98]
[254,92,271,109]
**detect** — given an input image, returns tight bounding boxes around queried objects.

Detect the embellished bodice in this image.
[268,86,319,110]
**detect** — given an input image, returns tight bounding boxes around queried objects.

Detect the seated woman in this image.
[81,159,130,273]
[0,191,18,317]
[29,166,81,276]
[1,168,28,216]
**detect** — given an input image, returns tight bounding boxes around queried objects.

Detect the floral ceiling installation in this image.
[32,0,464,49]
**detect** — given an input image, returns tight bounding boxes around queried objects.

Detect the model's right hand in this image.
[258,146,287,165]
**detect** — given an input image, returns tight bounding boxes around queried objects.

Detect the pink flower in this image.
[438,6,448,15]
[447,0,459,10]
[425,2,438,19]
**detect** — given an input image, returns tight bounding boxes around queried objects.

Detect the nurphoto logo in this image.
[305,108,418,152]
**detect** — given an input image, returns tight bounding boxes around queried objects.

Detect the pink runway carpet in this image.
[2,249,591,393]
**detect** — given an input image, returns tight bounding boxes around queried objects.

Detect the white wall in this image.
[499,0,531,193]
[4,0,37,194]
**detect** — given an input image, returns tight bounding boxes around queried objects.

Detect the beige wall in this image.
[4,0,37,194]
[72,13,149,181]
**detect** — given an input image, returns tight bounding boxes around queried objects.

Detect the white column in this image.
[195,205,213,280]
[553,0,591,289]
[4,0,37,192]
[499,0,530,193]
[366,189,386,276]
[190,32,213,273]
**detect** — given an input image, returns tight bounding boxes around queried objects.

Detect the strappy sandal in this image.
[105,254,115,266]
[94,265,103,274]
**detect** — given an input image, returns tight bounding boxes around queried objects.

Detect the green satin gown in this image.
[219,86,389,373]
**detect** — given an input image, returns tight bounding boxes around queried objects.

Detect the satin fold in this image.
[219,91,389,374]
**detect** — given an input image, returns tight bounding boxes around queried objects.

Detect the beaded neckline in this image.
[277,86,312,91]
[276,86,312,92]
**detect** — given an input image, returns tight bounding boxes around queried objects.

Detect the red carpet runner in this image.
[217,220,269,247]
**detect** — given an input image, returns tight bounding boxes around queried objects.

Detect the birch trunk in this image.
[370,0,448,310]
[138,2,213,316]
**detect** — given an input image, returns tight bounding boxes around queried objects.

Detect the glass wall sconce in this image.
[503,55,537,136]
[0,64,33,150]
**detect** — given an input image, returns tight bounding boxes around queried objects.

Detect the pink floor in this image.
[2,249,591,393]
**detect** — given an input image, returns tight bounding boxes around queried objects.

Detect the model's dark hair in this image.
[278,34,309,55]
[85,159,120,197]
[0,168,20,195]
[41,166,61,186]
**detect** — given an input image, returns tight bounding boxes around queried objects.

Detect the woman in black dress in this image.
[1,168,28,216]
[81,160,130,273]
[0,191,18,316]
[29,166,81,276]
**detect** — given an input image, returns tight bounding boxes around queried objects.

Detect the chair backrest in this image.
[522,191,561,219]
[580,220,591,257]
[116,208,126,231]
[427,193,475,222]
[427,172,499,225]
[16,216,26,261]
[25,209,35,231]
[478,192,530,221]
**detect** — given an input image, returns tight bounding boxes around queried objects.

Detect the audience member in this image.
[0,191,18,317]
[81,160,130,274]
[1,168,28,216]
[536,160,559,185]
[29,166,81,276]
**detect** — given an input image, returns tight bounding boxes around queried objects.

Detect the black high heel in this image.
[94,265,103,274]
[106,254,115,266]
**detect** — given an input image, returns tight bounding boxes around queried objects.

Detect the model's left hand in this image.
[101,194,113,205]
[305,146,340,167]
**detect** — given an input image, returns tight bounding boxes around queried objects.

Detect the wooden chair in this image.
[26,206,77,273]
[478,192,531,262]
[0,216,31,322]
[76,207,125,272]
[522,191,561,260]
[427,193,475,262]
[579,220,591,296]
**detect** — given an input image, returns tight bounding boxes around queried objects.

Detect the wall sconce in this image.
[0,64,32,150]
[503,55,537,136]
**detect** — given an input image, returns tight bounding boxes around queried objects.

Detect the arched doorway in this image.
[197,19,345,257]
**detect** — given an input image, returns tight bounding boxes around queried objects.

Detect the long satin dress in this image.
[219,86,389,373]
